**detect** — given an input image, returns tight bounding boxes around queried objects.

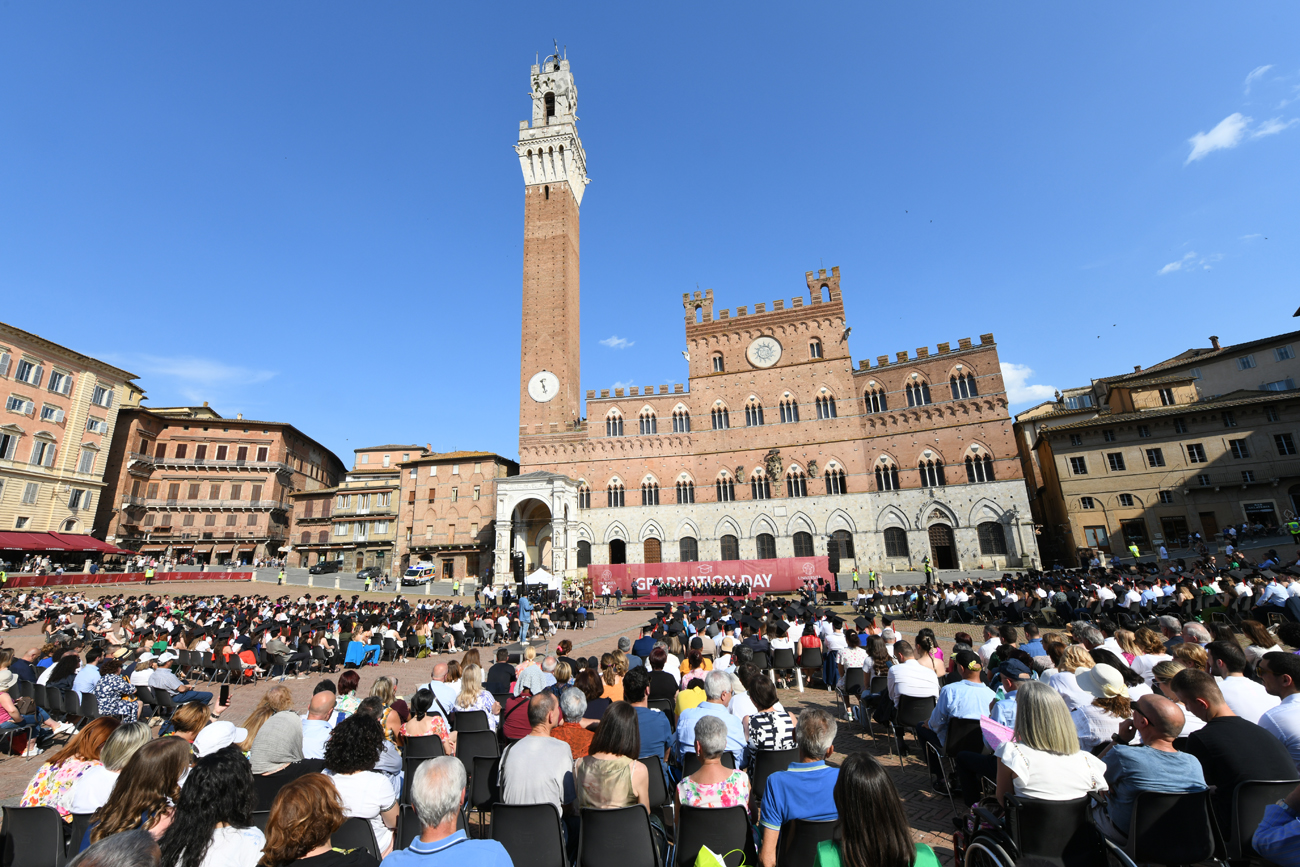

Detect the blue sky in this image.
[2,4,1297,466]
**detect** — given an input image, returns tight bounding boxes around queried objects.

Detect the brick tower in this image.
[516,53,588,445]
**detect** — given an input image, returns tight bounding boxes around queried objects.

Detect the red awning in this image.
[0,532,74,551]
[46,533,132,555]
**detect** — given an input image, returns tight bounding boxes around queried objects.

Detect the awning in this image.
[171,544,193,550]
[235,545,254,552]
[213,546,232,554]
[193,545,213,554]
[0,532,74,551]
[139,545,168,553]
[48,533,132,555]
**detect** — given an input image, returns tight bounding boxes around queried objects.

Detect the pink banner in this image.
[592,556,830,595]
[4,571,254,589]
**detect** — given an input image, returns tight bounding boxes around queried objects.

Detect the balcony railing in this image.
[154,457,295,473]
[142,498,292,511]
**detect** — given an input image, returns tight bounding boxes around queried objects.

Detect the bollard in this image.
[334,576,340,590]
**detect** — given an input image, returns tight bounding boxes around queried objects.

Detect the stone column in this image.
[494,518,512,585]
[550,515,566,574]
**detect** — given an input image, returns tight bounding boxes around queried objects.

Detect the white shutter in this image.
[105,389,114,407]
[83,492,92,510]
[30,365,42,387]
[54,409,65,423]
[0,352,9,377]
[44,445,56,467]
[29,445,41,466]
[24,400,34,416]
[60,375,72,395]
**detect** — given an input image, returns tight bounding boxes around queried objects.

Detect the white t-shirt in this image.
[1217,676,1280,724]
[197,826,266,867]
[329,770,396,854]
[130,668,155,687]
[1130,654,1171,686]
[68,766,119,814]
[729,691,758,722]
[995,741,1109,801]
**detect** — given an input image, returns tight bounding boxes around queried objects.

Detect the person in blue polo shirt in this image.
[1019,624,1045,659]
[990,659,1032,728]
[381,756,513,867]
[758,707,840,867]
[916,649,996,792]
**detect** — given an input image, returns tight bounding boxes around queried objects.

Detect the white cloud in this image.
[1241,233,1263,241]
[1245,64,1273,93]
[599,335,634,349]
[1251,116,1300,137]
[104,353,276,404]
[1001,363,1057,407]
[1158,252,1196,275]
[612,379,635,390]
[1186,113,1251,163]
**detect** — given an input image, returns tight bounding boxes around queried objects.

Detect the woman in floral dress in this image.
[92,658,139,722]
[21,717,120,819]
[400,689,457,754]
[676,715,750,808]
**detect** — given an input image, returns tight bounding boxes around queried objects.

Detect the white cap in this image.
[158,652,179,663]
[136,652,156,663]
[194,721,247,757]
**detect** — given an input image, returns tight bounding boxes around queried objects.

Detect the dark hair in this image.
[1087,649,1143,687]
[733,645,754,666]
[623,666,650,704]
[47,654,81,685]
[687,648,704,671]
[954,632,974,647]
[748,675,778,711]
[159,745,256,867]
[864,636,890,676]
[832,752,917,867]
[98,657,123,676]
[497,647,510,662]
[337,669,360,696]
[1170,668,1223,707]
[92,737,193,843]
[356,695,384,720]
[734,663,762,692]
[1207,640,1248,675]
[1276,622,1300,649]
[322,712,385,775]
[998,624,1019,646]
[313,679,337,695]
[411,689,434,721]
[588,701,640,760]
[86,647,103,664]
[574,669,604,702]
[648,646,668,670]
[1262,651,1300,685]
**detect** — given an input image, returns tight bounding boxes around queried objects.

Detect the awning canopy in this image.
[193,545,213,553]
[139,545,168,553]
[47,533,131,555]
[525,568,562,590]
[0,531,75,551]
[213,546,232,554]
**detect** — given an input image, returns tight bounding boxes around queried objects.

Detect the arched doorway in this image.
[609,539,627,565]
[510,498,553,573]
[928,523,957,569]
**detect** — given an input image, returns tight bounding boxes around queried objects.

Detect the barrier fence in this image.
[2,571,254,588]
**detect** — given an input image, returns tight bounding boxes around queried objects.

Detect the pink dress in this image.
[676,770,751,809]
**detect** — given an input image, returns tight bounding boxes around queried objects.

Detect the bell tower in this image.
[516,52,587,446]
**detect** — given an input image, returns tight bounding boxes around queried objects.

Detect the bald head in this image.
[308,691,337,720]
[1135,693,1184,741]
[432,662,448,681]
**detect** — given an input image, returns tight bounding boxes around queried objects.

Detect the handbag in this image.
[13,696,36,716]
[951,796,1002,866]
[695,845,745,867]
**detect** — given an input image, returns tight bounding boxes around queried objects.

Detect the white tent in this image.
[525,568,562,591]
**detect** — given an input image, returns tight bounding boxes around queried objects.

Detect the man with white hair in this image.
[382,755,513,865]
[758,707,840,867]
[673,670,746,768]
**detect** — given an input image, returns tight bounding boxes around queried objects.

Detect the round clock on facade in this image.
[746,336,783,368]
[528,370,560,402]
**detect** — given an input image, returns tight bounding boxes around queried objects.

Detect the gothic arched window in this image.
[779,398,799,424]
[875,461,900,492]
[641,480,660,506]
[578,484,591,509]
[606,480,625,508]
[918,459,946,488]
[865,388,888,414]
[786,466,807,498]
[715,474,735,502]
[672,408,691,433]
[951,372,978,400]
[744,400,764,427]
[679,537,699,562]
[756,533,777,559]
[750,470,771,500]
[577,540,591,567]
[720,535,740,561]
[793,531,814,558]
[884,527,910,558]
[978,522,1007,556]
[711,406,730,430]
[639,410,657,435]
[824,466,847,495]
[906,380,932,407]
[966,454,996,483]
[605,411,624,437]
[676,479,695,504]
[816,394,838,420]
[809,339,823,359]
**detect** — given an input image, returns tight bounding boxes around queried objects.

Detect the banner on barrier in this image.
[3,571,254,588]
[591,556,830,595]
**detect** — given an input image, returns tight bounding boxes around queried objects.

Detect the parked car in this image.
[402,565,435,586]
[309,560,342,575]
[356,566,383,581]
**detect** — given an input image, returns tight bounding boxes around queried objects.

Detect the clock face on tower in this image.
[746,336,783,369]
[528,370,561,403]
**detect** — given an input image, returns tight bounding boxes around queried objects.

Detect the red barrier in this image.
[592,556,830,595]
[4,571,254,588]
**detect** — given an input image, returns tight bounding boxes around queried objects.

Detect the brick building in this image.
[0,321,141,562]
[395,450,519,582]
[494,55,1038,580]
[98,404,344,563]
[1017,329,1300,564]
[286,444,411,571]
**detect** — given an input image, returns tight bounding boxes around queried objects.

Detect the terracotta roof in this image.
[356,444,424,451]
[1112,373,1198,389]
[401,451,514,464]
[1039,388,1297,432]
[1101,328,1300,383]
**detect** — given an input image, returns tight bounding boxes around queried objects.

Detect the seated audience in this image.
[323,713,398,856]
[498,692,575,835]
[83,736,193,852]
[259,773,379,867]
[302,691,337,760]
[68,831,161,867]
[21,717,120,818]
[68,721,152,816]
[574,702,651,811]
[1207,639,1279,724]
[677,715,750,809]
[574,669,611,725]
[815,752,940,867]
[745,677,795,753]
[399,690,455,755]
[382,757,512,866]
[918,649,996,790]
[1071,663,1131,750]
[251,706,326,812]
[158,744,263,867]
[1090,693,1206,842]
[1253,780,1300,866]
[240,686,295,751]
[674,671,746,768]
[623,667,672,760]
[91,658,139,722]
[1171,668,1296,829]
[884,640,940,728]
[1260,651,1300,771]
[551,687,594,758]
[647,647,680,701]
[759,707,840,867]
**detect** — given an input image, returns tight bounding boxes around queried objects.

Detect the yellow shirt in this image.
[675,685,706,717]
[679,657,714,675]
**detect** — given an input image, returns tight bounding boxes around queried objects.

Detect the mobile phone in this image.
[220,684,230,706]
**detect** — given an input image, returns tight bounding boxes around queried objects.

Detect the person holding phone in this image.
[148,653,215,707]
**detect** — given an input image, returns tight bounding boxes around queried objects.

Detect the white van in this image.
[402,565,436,586]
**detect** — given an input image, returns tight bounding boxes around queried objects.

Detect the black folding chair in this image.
[749,748,800,814]
[455,730,499,785]
[469,755,501,832]
[1099,789,1222,867]
[332,817,381,859]
[454,710,491,733]
[1222,779,1300,860]
[251,811,271,831]
[924,716,985,812]
[1,805,67,867]
[396,804,422,851]
[492,803,568,867]
[966,794,1102,867]
[647,699,676,728]
[774,818,836,867]
[891,695,936,766]
[674,805,754,867]
[578,806,661,867]
[638,754,673,825]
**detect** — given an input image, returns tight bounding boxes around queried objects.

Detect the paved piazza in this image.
[0,579,963,864]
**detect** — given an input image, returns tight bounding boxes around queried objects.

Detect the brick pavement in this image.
[0,584,963,863]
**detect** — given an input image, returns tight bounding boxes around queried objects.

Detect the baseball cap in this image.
[997,659,1032,681]
[136,652,156,663]
[194,721,248,757]
[158,652,179,664]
